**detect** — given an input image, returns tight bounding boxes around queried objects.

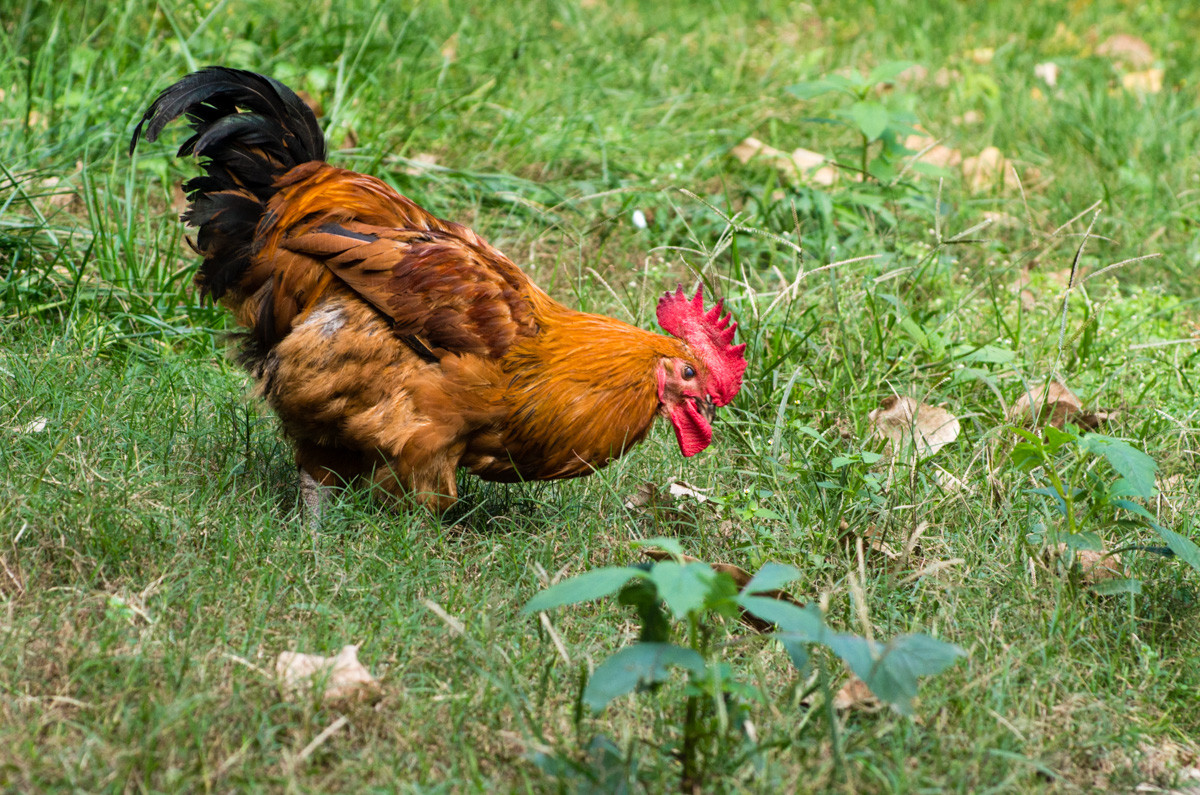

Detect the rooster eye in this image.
[682,365,696,379]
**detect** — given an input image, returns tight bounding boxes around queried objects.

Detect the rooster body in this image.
[132,68,745,514]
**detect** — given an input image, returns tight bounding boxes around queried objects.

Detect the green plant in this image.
[524,538,964,790]
[1010,424,1200,591]
[786,61,923,184]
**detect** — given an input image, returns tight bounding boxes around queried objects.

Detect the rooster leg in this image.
[294,443,365,526]
[298,467,328,527]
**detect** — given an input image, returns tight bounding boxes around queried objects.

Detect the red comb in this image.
[656,285,747,406]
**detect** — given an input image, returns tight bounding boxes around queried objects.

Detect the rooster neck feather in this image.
[478,311,688,480]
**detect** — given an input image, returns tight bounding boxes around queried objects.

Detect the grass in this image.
[2,0,1200,791]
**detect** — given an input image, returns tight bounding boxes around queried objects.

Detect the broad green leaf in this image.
[1111,498,1158,523]
[742,597,827,637]
[523,567,646,613]
[1091,578,1143,596]
[867,60,916,86]
[742,563,802,595]
[649,561,715,620]
[954,345,1016,364]
[1043,425,1076,455]
[1155,526,1200,573]
[847,101,889,141]
[1061,532,1104,553]
[786,73,859,100]
[1079,435,1157,499]
[618,579,670,643]
[1010,441,1046,472]
[827,633,965,715]
[632,536,686,560]
[583,643,707,711]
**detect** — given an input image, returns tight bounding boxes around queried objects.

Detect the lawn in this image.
[2,0,1199,791]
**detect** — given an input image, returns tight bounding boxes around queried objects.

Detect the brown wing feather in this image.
[282,222,539,358]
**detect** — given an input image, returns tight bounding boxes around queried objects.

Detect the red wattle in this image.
[668,399,713,457]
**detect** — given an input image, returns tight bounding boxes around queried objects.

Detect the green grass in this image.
[3,0,1200,791]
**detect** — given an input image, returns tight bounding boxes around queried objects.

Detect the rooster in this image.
[131,67,747,517]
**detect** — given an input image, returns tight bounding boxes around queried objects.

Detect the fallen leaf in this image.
[1096,33,1155,70]
[962,146,1007,192]
[840,523,900,563]
[904,134,962,169]
[833,674,883,712]
[1121,69,1164,94]
[891,64,928,87]
[625,482,669,511]
[276,645,382,707]
[933,67,962,88]
[1008,382,1110,430]
[401,152,440,176]
[951,109,983,126]
[966,47,995,65]
[1034,61,1060,87]
[440,32,459,62]
[17,417,48,434]
[667,478,709,503]
[731,137,836,185]
[1046,543,1122,584]
[869,396,960,460]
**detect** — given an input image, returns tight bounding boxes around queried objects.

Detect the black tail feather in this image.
[131,67,327,300]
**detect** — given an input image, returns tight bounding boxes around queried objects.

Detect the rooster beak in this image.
[698,394,716,424]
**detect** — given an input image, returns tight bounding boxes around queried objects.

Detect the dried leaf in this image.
[731,137,836,185]
[667,478,709,503]
[1008,382,1110,430]
[276,645,382,707]
[951,109,983,126]
[1096,33,1155,70]
[904,134,962,169]
[1046,544,1123,584]
[833,674,883,712]
[1034,62,1060,87]
[402,152,440,176]
[933,67,962,88]
[17,417,48,434]
[966,47,995,65]
[962,146,1007,192]
[869,396,960,461]
[1121,69,1164,94]
[440,32,459,62]
[625,482,669,511]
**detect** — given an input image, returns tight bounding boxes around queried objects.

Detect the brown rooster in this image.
[131,67,746,517]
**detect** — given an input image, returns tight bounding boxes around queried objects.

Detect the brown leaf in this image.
[1096,33,1155,70]
[1034,62,1060,88]
[905,134,962,169]
[625,482,669,511]
[1008,382,1111,430]
[966,47,995,65]
[962,146,1007,192]
[730,137,836,185]
[869,396,960,460]
[1121,69,1164,94]
[275,645,382,707]
[839,523,900,563]
[401,152,440,176]
[951,109,983,126]
[440,32,459,62]
[833,675,883,712]
[1046,543,1123,585]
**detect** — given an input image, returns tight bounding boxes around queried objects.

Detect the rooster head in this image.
[654,285,747,457]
